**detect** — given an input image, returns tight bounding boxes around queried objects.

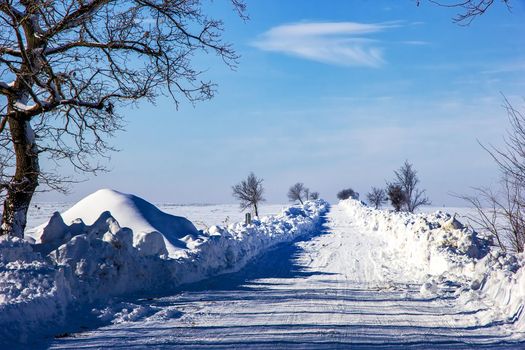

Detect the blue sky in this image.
[38,0,525,206]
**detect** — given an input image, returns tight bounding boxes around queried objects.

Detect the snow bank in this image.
[0,191,328,345]
[341,199,525,334]
[27,189,200,258]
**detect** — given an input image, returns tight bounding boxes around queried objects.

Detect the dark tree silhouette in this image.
[337,188,359,201]
[392,161,430,212]
[416,0,511,24]
[0,0,246,237]
[288,182,307,204]
[367,187,387,209]
[232,172,265,217]
[310,191,320,200]
[387,184,406,212]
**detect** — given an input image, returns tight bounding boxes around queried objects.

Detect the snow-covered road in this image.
[49,205,523,349]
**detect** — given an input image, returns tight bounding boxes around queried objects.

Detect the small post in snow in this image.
[245,213,252,225]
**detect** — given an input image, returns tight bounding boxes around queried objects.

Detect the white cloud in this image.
[252,21,400,67]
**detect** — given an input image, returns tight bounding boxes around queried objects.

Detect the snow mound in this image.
[1,193,328,346]
[28,189,199,258]
[341,199,525,336]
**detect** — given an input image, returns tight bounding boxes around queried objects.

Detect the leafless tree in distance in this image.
[304,187,310,201]
[232,172,265,217]
[310,191,319,200]
[288,182,307,205]
[387,184,406,212]
[392,161,430,212]
[0,0,246,237]
[367,187,387,209]
[416,0,511,25]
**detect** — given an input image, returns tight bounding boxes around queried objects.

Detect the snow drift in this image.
[341,199,525,337]
[28,189,200,258]
[0,191,328,346]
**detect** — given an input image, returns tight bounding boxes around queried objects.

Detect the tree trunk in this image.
[254,203,259,217]
[0,110,39,238]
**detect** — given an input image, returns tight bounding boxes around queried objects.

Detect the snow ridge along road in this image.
[0,192,327,347]
[50,204,525,349]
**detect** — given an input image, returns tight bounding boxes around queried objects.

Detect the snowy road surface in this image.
[49,205,523,349]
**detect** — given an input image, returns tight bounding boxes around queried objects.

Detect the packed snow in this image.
[3,194,525,348]
[340,199,525,341]
[0,190,328,347]
[46,200,525,348]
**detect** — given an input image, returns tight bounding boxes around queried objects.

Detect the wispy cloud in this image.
[251,21,401,67]
[399,40,429,46]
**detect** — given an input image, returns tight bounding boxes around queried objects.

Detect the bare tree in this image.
[232,172,265,217]
[484,98,525,184]
[416,0,511,25]
[392,161,430,212]
[459,99,525,253]
[0,0,246,237]
[387,184,406,212]
[337,188,359,200]
[460,175,525,252]
[367,187,387,209]
[304,187,310,201]
[310,191,319,200]
[288,182,307,205]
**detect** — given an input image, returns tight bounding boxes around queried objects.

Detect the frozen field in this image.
[26,202,287,231]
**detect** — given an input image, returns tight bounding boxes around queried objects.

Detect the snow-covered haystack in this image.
[1,191,328,345]
[341,199,525,332]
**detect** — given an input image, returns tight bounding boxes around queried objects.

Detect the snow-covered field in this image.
[3,195,525,349]
[26,202,287,232]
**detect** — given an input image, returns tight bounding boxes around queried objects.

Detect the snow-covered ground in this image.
[46,202,525,349]
[1,190,327,348]
[3,195,525,348]
[26,202,287,232]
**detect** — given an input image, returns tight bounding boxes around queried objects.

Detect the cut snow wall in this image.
[341,199,525,335]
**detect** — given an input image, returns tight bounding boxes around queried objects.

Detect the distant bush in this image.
[387,184,406,212]
[337,188,359,201]
[310,191,319,200]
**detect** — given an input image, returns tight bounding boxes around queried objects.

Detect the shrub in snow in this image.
[337,188,359,200]
[387,184,406,212]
